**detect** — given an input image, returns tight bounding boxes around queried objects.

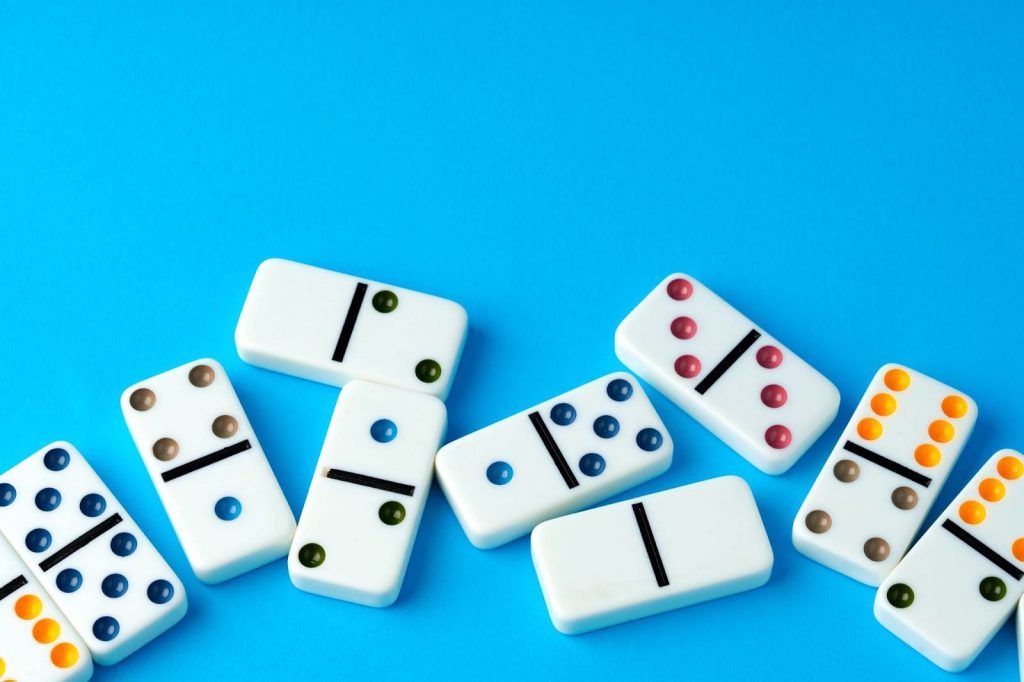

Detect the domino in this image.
[0,533,93,681]
[793,365,977,585]
[289,381,446,606]
[120,358,297,584]
[235,258,468,399]
[435,372,673,549]
[875,450,1024,671]
[615,273,839,474]
[0,442,187,665]
[531,475,774,634]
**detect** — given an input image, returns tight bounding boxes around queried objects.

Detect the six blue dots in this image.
[579,453,606,477]
[80,493,106,517]
[370,418,398,443]
[593,415,620,439]
[56,568,83,593]
[486,461,514,485]
[35,487,61,512]
[0,483,16,506]
[549,403,576,426]
[215,496,243,521]
[606,379,633,401]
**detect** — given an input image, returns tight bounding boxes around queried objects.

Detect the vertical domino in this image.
[289,381,446,606]
[121,358,297,584]
[235,258,468,398]
[875,450,1024,671]
[0,443,187,665]
[793,365,976,585]
[531,476,774,634]
[0,533,93,681]
[435,373,673,549]
[615,273,839,474]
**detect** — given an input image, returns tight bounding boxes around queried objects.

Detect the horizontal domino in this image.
[0,532,93,681]
[875,450,1024,671]
[289,381,446,606]
[436,372,673,549]
[121,358,297,584]
[615,273,839,474]
[0,442,187,665]
[235,258,468,399]
[531,476,774,634]
[793,365,977,585]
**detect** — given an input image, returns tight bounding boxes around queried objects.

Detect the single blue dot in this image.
[0,483,15,506]
[35,488,61,512]
[56,568,83,593]
[102,573,129,599]
[579,453,606,477]
[607,378,634,402]
[636,428,664,452]
[370,419,398,443]
[486,461,514,485]
[93,616,120,641]
[593,415,620,439]
[148,579,175,604]
[549,403,576,426]
[80,493,106,517]
[25,528,52,553]
[215,496,242,521]
[43,448,71,471]
[110,532,138,557]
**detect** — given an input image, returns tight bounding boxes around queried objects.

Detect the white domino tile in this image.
[0,533,93,681]
[531,476,774,634]
[615,273,839,474]
[235,258,468,399]
[793,364,977,585]
[435,372,673,549]
[875,450,1024,672]
[121,358,297,584]
[0,443,187,665]
[289,381,446,606]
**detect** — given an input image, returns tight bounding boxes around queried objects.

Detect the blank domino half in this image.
[235,258,468,399]
[531,476,774,634]
[793,365,977,585]
[875,450,1024,671]
[121,358,297,584]
[0,533,93,681]
[615,273,839,474]
[0,443,187,665]
[435,372,673,549]
[289,381,446,606]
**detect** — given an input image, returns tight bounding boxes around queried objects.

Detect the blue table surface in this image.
[2,3,1022,680]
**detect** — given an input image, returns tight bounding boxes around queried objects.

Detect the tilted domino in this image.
[235,258,468,399]
[436,372,672,549]
[615,273,839,474]
[531,476,774,634]
[875,450,1024,671]
[121,358,297,584]
[289,381,446,606]
[793,364,976,585]
[0,443,187,665]
[0,532,93,681]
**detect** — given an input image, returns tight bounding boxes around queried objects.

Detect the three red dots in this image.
[667,277,793,450]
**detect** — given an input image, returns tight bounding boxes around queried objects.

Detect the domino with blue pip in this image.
[121,358,297,584]
[435,373,673,549]
[0,443,186,665]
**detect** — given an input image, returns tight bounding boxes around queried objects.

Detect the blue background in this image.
[1,2,1022,680]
